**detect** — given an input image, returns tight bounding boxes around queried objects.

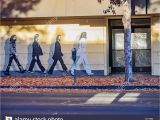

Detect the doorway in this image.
[109,19,151,73]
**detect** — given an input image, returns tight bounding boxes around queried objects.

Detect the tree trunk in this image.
[122,0,133,82]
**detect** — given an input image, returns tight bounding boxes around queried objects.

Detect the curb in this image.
[0,85,159,90]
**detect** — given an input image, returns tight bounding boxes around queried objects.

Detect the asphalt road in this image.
[1,92,159,120]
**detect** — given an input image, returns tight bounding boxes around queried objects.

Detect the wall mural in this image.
[0,24,106,76]
[70,32,94,76]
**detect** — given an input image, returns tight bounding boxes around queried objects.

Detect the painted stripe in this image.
[0,85,159,90]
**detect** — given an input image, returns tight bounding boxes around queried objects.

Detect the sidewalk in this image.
[0,73,159,93]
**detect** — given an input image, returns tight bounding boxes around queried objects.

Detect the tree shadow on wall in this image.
[98,0,160,15]
[1,0,41,18]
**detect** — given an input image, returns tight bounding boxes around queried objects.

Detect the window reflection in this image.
[112,28,151,68]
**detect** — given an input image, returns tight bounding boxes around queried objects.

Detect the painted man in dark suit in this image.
[28,34,46,73]
[4,35,25,75]
[48,35,68,74]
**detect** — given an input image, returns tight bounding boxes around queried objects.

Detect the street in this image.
[1,92,159,120]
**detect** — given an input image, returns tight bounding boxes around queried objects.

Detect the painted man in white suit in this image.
[70,32,94,76]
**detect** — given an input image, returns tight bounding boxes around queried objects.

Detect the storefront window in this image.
[111,23,151,71]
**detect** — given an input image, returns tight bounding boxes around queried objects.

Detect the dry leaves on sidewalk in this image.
[1,74,159,87]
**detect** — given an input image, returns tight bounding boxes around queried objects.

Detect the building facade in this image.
[0,0,160,76]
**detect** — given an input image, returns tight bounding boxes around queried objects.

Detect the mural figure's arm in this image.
[9,42,16,55]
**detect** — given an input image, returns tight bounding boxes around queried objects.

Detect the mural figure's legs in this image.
[48,57,67,75]
[83,54,94,75]
[28,56,36,73]
[73,53,93,76]
[4,55,14,75]
[13,55,25,72]
[36,56,45,72]
[58,57,68,72]
[48,58,58,74]
[28,56,46,73]
[4,54,25,75]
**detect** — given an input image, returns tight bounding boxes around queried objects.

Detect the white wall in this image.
[151,16,160,76]
[1,0,159,18]
[148,0,160,14]
[1,0,124,18]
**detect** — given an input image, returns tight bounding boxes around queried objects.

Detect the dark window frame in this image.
[109,18,151,73]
